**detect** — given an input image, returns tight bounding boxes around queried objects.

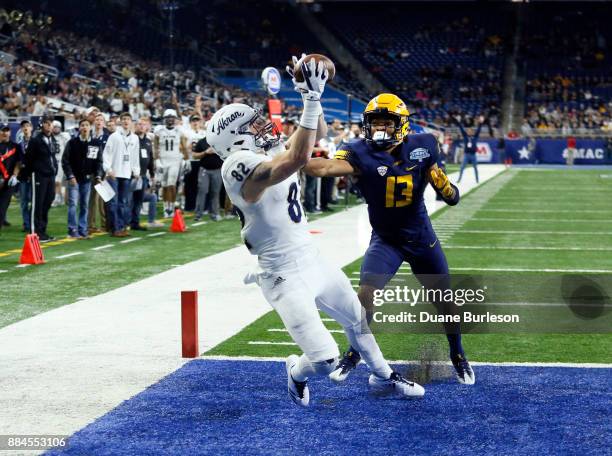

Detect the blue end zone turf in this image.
[46,360,611,455]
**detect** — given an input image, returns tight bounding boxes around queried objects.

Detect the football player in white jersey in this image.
[206,57,424,406]
[153,109,189,216]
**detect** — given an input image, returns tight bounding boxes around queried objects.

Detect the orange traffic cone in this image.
[170,208,187,233]
[19,233,45,264]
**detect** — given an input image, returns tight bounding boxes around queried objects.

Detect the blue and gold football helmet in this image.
[362,93,410,149]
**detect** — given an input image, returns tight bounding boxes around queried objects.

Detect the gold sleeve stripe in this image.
[334,150,350,161]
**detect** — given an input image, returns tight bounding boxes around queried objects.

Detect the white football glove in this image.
[286,54,328,101]
[8,175,18,187]
[182,160,191,174]
[154,159,163,174]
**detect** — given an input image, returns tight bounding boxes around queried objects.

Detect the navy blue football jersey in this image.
[335,133,442,242]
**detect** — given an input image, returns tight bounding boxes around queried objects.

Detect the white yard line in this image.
[395,267,612,274]
[470,218,612,223]
[479,208,606,213]
[191,221,207,227]
[15,264,30,268]
[91,244,114,251]
[445,245,612,252]
[0,270,7,273]
[248,341,298,346]
[199,355,612,369]
[147,232,166,237]
[456,230,611,235]
[0,165,505,437]
[55,252,83,259]
[119,237,142,244]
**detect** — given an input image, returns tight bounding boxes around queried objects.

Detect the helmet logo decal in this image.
[410,148,430,162]
[216,111,245,135]
[377,166,388,176]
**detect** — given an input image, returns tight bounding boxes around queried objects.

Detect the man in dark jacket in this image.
[0,123,23,232]
[23,115,58,242]
[455,116,486,183]
[62,119,103,238]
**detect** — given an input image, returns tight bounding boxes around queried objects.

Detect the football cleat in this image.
[369,372,425,398]
[286,355,309,407]
[452,354,475,385]
[328,350,361,383]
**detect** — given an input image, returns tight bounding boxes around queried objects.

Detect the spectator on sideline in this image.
[17,120,33,232]
[103,112,140,237]
[566,136,576,166]
[182,113,206,212]
[192,136,222,222]
[62,119,103,238]
[88,112,110,233]
[130,118,161,230]
[0,123,23,232]
[455,116,485,183]
[52,120,71,207]
[23,116,59,242]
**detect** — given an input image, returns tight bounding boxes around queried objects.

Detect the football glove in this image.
[286,55,328,102]
[430,167,455,200]
[8,175,18,187]
[182,160,191,174]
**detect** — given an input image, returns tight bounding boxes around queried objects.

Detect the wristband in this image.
[300,99,321,130]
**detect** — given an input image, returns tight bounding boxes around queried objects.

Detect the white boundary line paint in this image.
[191,222,207,227]
[55,252,83,259]
[0,165,504,436]
[147,232,166,237]
[15,264,29,268]
[119,237,142,244]
[199,355,612,369]
[248,341,298,346]
[396,267,612,274]
[267,328,344,334]
[0,270,7,273]
[91,244,114,251]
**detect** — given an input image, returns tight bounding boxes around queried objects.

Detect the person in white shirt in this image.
[153,109,189,217]
[208,56,424,407]
[52,120,71,207]
[182,114,207,211]
[102,112,140,237]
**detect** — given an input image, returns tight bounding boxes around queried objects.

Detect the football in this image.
[293,53,336,82]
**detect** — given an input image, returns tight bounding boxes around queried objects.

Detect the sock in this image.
[290,354,315,382]
[446,333,465,359]
[343,323,392,379]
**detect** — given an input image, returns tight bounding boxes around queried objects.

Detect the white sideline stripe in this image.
[320,318,335,322]
[456,230,612,235]
[55,252,83,259]
[0,269,7,273]
[191,221,207,227]
[147,232,166,237]
[480,209,605,214]
[199,355,612,369]
[248,341,298,346]
[15,264,29,268]
[119,237,142,244]
[445,245,612,252]
[471,218,612,223]
[268,328,344,334]
[91,244,114,251]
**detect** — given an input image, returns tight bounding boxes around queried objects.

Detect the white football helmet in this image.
[163,109,178,129]
[206,103,277,160]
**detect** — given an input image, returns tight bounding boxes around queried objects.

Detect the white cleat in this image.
[369,372,425,398]
[328,350,361,383]
[286,355,310,407]
[452,355,476,385]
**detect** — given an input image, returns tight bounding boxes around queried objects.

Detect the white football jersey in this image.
[222,148,312,271]
[184,128,206,159]
[156,126,183,160]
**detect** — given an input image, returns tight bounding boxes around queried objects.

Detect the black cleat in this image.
[329,350,361,383]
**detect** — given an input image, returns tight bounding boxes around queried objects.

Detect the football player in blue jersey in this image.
[304,93,475,385]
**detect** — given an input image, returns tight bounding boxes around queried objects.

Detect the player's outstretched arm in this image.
[303,156,355,177]
[241,58,329,203]
[429,164,460,205]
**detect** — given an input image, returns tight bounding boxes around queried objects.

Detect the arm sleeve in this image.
[333,143,359,170]
[425,134,443,168]
[62,140,73,179]
[221,151,268,204]
[102,135,114,173]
